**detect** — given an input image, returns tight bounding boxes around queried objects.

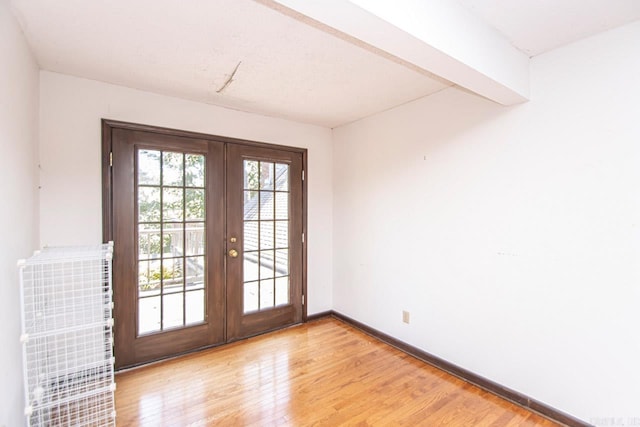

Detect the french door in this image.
[104,122,304,369]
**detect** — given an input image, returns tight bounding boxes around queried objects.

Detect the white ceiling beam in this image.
[261,0,530,105]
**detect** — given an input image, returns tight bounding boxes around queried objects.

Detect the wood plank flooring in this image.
[115,317,561,426]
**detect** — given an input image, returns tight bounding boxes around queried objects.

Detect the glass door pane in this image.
[242,160,290,313]
[136,149,206,335]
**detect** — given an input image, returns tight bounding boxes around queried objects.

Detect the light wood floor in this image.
[115,317,561,426]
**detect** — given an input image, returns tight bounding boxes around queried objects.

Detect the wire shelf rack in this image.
[19,242,116,427]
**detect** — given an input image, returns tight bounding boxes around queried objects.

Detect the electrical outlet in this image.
[402,310,410,324]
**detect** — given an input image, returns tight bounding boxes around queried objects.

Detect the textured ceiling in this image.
[457,0,640,56]
[9,0,449,128]
[9,0,640,127]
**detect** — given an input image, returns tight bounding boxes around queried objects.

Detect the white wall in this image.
[333,21,640,424]
[0,1,40,426]
[39,71,333,314]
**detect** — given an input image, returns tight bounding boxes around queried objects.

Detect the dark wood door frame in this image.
[102,119,309,366]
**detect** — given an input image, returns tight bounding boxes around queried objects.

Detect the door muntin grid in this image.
[136,149,207,335]
[243,160,290,313]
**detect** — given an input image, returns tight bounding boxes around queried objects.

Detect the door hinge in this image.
[302,170,305,181]
[302,232,305,244]
[302,294,305,305]
[109,152,113,167]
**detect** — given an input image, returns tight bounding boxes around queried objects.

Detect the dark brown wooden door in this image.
[107,124,304,368]
[226,144,303,341]
[111,128,225,368]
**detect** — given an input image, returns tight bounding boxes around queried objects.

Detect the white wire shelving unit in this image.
[18,242,116,427]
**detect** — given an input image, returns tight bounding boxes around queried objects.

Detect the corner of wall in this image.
[0,2,40,425]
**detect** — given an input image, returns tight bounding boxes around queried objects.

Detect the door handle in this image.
[228,249,238,258]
